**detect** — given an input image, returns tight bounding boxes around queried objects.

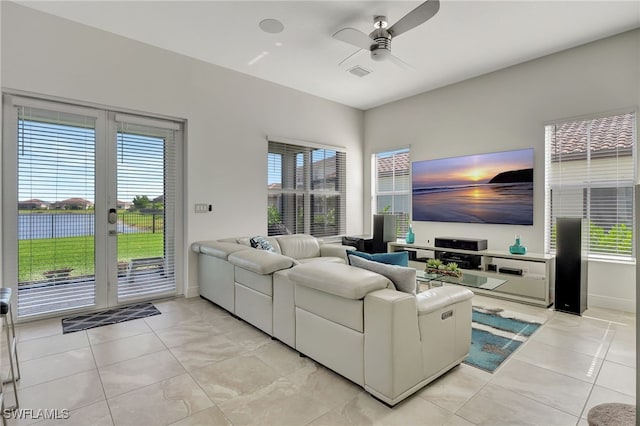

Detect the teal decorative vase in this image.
[405,224,415,244]
[509,235,527,255]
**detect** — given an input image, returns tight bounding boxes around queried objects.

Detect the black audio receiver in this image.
[434,237,488,251]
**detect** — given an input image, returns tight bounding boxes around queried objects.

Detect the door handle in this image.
[108,208,117,225]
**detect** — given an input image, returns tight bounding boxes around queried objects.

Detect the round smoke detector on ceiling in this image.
[259,19,284,34]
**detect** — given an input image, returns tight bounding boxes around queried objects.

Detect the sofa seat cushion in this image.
[275,234,321,259]
[417,286,474,315]
[319,244,355,261]
[228,249,294,275]
[290,263,390,300]
[296,256,344,264]
[197,241,249,260]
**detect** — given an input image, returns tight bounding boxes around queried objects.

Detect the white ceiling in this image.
[17,1,640,110]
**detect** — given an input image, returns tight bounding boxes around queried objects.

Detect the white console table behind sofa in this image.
[388,241,555,307]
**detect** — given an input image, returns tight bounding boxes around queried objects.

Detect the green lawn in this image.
[19,233,164,282]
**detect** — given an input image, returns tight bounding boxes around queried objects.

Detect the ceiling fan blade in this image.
[333,28,375,51]
[388,0,440,38]
[387,53,416,71]
[338,48,364,67]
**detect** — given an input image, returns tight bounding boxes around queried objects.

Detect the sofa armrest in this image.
[364,289,423,405]
[194,241,250,260]
[228,249,295,275]
[416,286,473,379]
[319,244,355,262]
[416,286,474,316]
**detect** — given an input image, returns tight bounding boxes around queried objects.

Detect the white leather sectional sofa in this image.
[191,234,474,406]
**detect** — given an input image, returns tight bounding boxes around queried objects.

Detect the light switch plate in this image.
[194,203,208,213]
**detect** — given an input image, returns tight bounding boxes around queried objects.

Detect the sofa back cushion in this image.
[225,236,281,254]
[348,250,409,267]
[250,236,275,252]
[275,234,321,259]
[348,254,416,295]
[290,262,390,300]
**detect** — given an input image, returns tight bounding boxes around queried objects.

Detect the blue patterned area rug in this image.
[463,306,542,373]
[62,302,160,334]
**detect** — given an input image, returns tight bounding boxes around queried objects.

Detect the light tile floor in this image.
[1,294,635,426]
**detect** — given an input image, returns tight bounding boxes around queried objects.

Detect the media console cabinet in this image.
[388,241,555,307]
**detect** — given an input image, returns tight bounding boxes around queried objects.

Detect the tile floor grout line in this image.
[511,341,610,387]
[487,380,583,422]
[145,304,236,426]
[480,314,607,420]
[83,334,116,426]
[575,321,618,422]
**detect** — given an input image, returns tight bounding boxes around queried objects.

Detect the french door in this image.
[3,95,182,319]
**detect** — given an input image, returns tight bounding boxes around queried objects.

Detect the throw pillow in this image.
[250,236,275,252]
[347,250,409,267]
[348,254,416,295]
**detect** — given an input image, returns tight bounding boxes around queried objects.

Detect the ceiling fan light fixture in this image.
[373,15,388,29]
[259,18,284,34]
[370,47,390,61]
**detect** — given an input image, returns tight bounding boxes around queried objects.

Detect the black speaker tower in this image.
[554,217,588,315]
[371,214,397,253]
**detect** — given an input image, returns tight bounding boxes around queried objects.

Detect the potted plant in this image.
[425,259,463,278]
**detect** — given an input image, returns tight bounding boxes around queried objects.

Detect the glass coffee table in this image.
[416,270,506,292]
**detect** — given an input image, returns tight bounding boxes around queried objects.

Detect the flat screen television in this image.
[412,148,534,225]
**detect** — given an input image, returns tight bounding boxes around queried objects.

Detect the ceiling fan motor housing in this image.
[370,28,391,61]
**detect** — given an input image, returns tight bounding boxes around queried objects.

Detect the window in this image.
[374,148,410,235]
[268,139,346,237]
[545,112,636,260]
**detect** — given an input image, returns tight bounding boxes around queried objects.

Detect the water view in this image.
[19,213,147,240]
[412,183,533,224]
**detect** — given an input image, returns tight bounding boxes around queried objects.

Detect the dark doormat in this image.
[62,302,161,334]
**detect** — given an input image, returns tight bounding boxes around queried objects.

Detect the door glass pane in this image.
[17,108,97,318]
[116,124,176,300]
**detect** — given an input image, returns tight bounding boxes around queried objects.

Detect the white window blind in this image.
[16,104,98,315]
[268,140,346,237]
[545,112,636,260]
[374,148,410,235]
[115,117,178,298]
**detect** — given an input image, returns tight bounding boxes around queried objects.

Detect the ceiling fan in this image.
[332,0,440,67]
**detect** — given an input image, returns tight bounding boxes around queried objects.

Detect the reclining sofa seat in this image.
[289,262,474,406]
[190,240,248,313]
[191,234,353,345]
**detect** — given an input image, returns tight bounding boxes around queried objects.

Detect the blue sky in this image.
[412,148,534,188]
[19,120,165,204]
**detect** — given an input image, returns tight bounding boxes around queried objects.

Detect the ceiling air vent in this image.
[347,66,371,78]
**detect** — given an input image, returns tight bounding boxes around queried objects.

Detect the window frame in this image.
[372,147,411,236]
[544,110,637,262]
[267,137,346,237]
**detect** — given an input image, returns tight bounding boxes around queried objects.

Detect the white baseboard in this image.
[589,293,636,314]
[185,284,200,299]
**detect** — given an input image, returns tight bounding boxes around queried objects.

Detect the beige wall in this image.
[0,2,365,297]
[364,29,640,312]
